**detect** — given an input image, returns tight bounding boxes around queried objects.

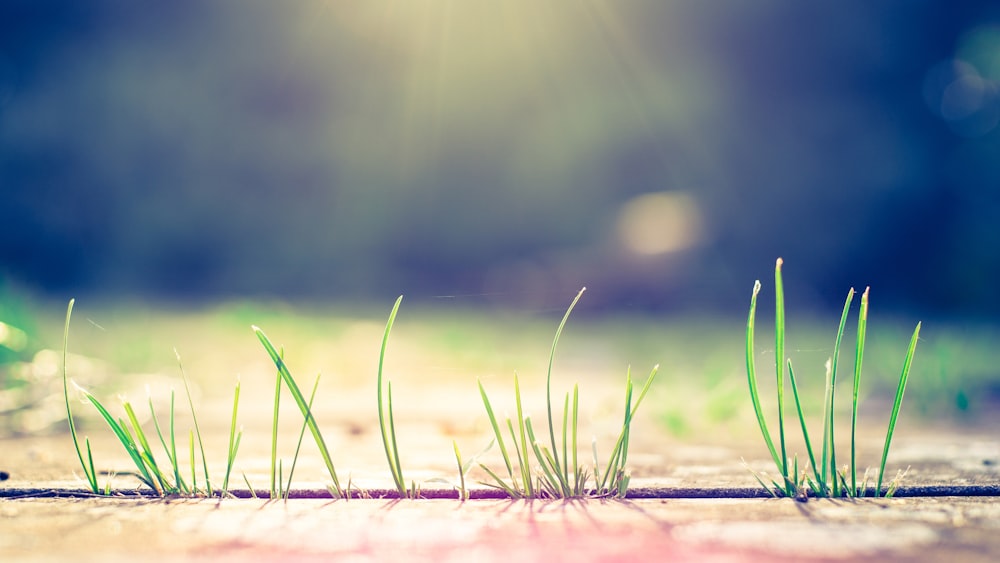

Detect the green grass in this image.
[253,327,345,498]
[60,290,659,500]
[63,299,245,497]
[51,263,945,501]
[376,296,418,498]
[745,258,920,498]
[476,288,658,499]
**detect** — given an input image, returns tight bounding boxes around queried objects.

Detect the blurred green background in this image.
[2,1,999,317]
[1,1,999,435]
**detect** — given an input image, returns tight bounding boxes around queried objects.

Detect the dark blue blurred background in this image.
[2,1,998,316]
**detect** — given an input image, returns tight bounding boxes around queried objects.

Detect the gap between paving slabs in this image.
[2,484,998,500]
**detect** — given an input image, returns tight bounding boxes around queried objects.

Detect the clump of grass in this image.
[254,333,324,500]
[253,327,344,498]
[62,300,244,497]
[477,288,659,499]
[745,258,920,499]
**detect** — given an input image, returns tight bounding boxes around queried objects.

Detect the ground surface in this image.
[1,303,999,561]
[2,495,999,563]
[2,420,998,562]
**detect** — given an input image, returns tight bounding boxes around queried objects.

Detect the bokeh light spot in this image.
[0,321,28,352]
[616,191,703,257]
[940,73,988,121]
[923,58,999,137]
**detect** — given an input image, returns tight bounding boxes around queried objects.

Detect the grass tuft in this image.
[63,300,250,497]
[254,326,344,498]
[477,288,658,499]
[745,259,920,498]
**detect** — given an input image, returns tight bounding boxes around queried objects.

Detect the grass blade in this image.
[284,374,321,497]
[545,287,586,486]
[61,299,100,494]
[742,459,779,497]
[121,399,169,493]
[453,441,467,501]
[787,360,823,492]
[387,380,406,495]
[600,368,634,491]
[148,390,186,493]
[571,384,579,495]
[525,417,562,497]
[222,378,242,495]
[254,326,343,497]
[774,258,788,490]
[598,364,659,495]
[745,280,781,473]
[822,288,854,496]
[877,322,920,495]
[851,287,869,496]
[561,391,570,493]
[167,391,185,493]
[189,430,196,491]
[269,347,282,497]
[176,350,212,495]
[503,418,528,496]
[243,473,258,499]
[513,373,532,497]
[477,380,516,486]
[376,296,405,496]
[76,387,157,492]
[478,464,521,498]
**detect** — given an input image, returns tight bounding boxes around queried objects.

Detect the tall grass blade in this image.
[851,287,869,496]
[61,299,100,494]
[745,280,781,472]
[876,322,920,495]
[774,258,788,490]
[254,326,343,497]
[376,296,406,496]
[176,351,211,495]
[545,287,586,485]
[822,289,854,497]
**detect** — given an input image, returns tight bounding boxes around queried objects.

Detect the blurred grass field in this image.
[3,292,998,447]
